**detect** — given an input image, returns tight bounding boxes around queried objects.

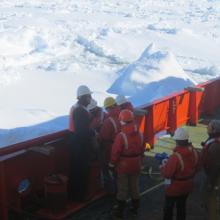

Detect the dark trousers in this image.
[99,142,116,193]
[163,194,188,220]
[68,133,91,201]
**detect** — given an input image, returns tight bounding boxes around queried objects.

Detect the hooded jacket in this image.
[110,122,145,174]
[160,145,199,196]
[202,137,220,186]
[119,102,134,112]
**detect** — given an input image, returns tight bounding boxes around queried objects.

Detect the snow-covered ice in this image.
[108,43,196,106]
[1,0,220,147]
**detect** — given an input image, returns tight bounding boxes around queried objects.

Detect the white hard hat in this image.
[77,85,92,98]
[173,127,189,140]
[116,95,127,105]
[87,99,97,111]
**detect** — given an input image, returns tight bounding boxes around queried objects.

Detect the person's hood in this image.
[208,132,220,139]
[121,122,138,135]
[120,102,134,111]
[173,145,194,158]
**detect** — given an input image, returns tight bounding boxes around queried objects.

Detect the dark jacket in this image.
[68,102,94,201]
[203,137,220,186]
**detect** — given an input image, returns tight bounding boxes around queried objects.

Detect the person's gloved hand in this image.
[159,158,168,168]
[161,158,168,166]
[201,141,205,147]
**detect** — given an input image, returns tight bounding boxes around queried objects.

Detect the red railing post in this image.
[138,106,155,148]
[189,88,204,126]
[0,161,8,220]
[168,97,177,134]
[145,105,156,148]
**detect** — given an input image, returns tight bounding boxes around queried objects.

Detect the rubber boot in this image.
[130,199,140,216]
[112,200,126,220]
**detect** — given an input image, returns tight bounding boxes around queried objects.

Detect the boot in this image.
[112,200,126,220]
[130,199,140,216]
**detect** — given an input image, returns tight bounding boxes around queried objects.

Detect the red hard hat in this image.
[119,109,134,122]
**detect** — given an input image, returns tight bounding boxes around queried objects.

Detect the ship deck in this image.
[9,109,220,220]
[65,109,220,220]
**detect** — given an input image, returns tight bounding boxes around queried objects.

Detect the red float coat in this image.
[99,106,121,163]
[110,122,145,174]
[160,145,199,196]
[100,106,121,143]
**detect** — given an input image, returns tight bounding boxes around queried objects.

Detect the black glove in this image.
[201,141,205,147]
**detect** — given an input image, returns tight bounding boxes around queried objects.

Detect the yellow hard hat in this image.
[104,97,116,108]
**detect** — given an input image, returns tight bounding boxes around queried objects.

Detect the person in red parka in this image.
[160,127,199,220]
[100,97,121,146]
[109,109,145,219]
[99,97,121,191]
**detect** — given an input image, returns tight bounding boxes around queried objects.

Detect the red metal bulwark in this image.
[134,79,220,147]
[189,86,204,125]
[143,98,170,147]
[0,78,220,220]
[168,91,190,134]
[0,129,106,220]
[0,162,8,220]
[200,78,220,115]
[0,132,63,219]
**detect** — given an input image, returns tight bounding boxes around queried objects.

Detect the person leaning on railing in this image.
[68,85,95,202]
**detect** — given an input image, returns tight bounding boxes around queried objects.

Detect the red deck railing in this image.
[138,78,219,146]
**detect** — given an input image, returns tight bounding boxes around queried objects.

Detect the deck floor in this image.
[65,163,207,220]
